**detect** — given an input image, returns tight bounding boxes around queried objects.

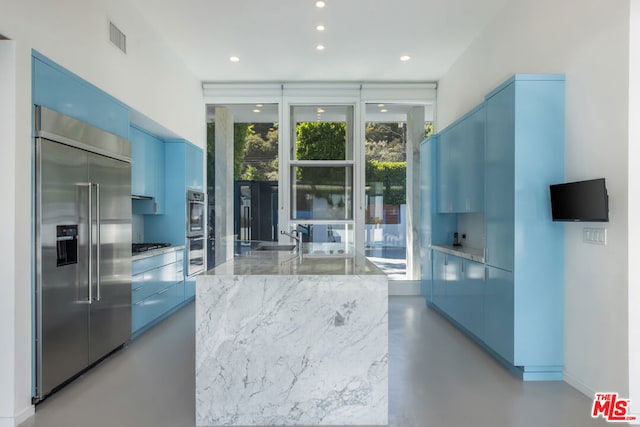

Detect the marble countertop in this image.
[431,244,485,263]
[205,251,385,276]
[132,245,185,261]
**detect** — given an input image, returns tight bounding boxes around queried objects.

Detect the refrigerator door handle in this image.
[95,183,101,302]
[87,182,93,304]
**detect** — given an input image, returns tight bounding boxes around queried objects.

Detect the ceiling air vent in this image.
[109,22,126,54]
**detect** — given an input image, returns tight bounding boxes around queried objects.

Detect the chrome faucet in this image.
[281,229,303,260]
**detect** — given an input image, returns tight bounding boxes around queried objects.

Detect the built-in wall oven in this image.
[187,190,205,238]
[187,190,205,276]
[187,236,204,276]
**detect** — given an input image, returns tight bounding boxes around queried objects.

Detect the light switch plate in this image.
[583,227,607,245]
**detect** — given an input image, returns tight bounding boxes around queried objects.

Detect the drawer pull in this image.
[134,300,145,306]
[158,287,171,295]
[133,286,144,292]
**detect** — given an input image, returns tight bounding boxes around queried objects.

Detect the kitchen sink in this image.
[256,244,296,251]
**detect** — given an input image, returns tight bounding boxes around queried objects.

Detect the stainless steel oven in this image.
[187,190,205,238]
[187,236,205,276]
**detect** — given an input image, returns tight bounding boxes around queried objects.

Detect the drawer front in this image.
[132,262,179,304]
[131,273,146,304]
[132,281,183,333]
[132,251,177,275]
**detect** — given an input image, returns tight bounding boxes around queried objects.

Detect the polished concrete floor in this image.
[20,297,606,427]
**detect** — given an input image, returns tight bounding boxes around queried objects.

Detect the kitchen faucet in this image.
[281,229,303,260]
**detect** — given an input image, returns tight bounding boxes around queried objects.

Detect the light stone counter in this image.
[431,244,485,263]
[196,252,388,426]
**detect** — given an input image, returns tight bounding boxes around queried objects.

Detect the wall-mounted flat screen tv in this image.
[549,178,609,222]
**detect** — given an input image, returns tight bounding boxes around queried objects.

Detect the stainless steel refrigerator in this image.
[34,106,132,401]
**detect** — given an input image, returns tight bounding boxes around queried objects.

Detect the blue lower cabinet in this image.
[484,266,515,364]
[443,255,462,319]
[433,254,484,341]
[456,259,485,339]
[432,251,447,310]
[132,281,182,334]
[131,249,188,336]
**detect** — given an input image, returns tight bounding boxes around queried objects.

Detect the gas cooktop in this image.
[132,243,171,254]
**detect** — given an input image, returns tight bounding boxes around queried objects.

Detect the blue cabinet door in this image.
[435,135,451,213]
[484,266,514,364]
[130,126,165,214]
[185,143,204,191]
[131,133,145,197]
[432,251,447,309]
[147,135,165,214]
[443,254,463,321]
[448,125,465,212]
[461,259,485,339]
[459,107,484,213]
[484,83,515,271]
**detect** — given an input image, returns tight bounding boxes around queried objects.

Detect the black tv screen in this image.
[549,178,609,222]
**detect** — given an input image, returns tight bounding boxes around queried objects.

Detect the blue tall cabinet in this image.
[145,140,204,300]
[422,74,565,380]
[483,75,565,379]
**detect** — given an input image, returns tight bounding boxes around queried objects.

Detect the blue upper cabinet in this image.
[459,106,485,213]
[145,140,204,247]
[185,142,204,191]
[435,132,450,213]
[32,52,129,139]
[436,105,485,213]
[131,126,165,214]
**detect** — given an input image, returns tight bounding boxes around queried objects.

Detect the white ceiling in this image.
[128,0,509,82]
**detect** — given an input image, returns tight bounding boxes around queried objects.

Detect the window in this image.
[287,105,355,254]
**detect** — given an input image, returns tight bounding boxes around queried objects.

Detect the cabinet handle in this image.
[444,256,448,266]
[461,262,464,274]
[134,300,145,306]
[158,287,171,295]
[133,286,144,292]
[484,267,488,281]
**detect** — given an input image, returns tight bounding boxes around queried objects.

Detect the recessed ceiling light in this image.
[229,56,240,63]
[378,104,385,107]
[253,109,261,113]
[316,24,326,31]
[316,44,326,51]
[317,108,325,113]
[400,55,411,62]
[315,1,326,8]
[256,104,263,107]
[380,109,388,113]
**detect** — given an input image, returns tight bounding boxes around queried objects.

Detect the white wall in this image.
[0,0,204,424]
[0,40,20,427]
[628,0,640,418]
[0,0,205,145]
[437,0,630,397]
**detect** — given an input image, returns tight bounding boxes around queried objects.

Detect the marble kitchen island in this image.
[195,250,388,426]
